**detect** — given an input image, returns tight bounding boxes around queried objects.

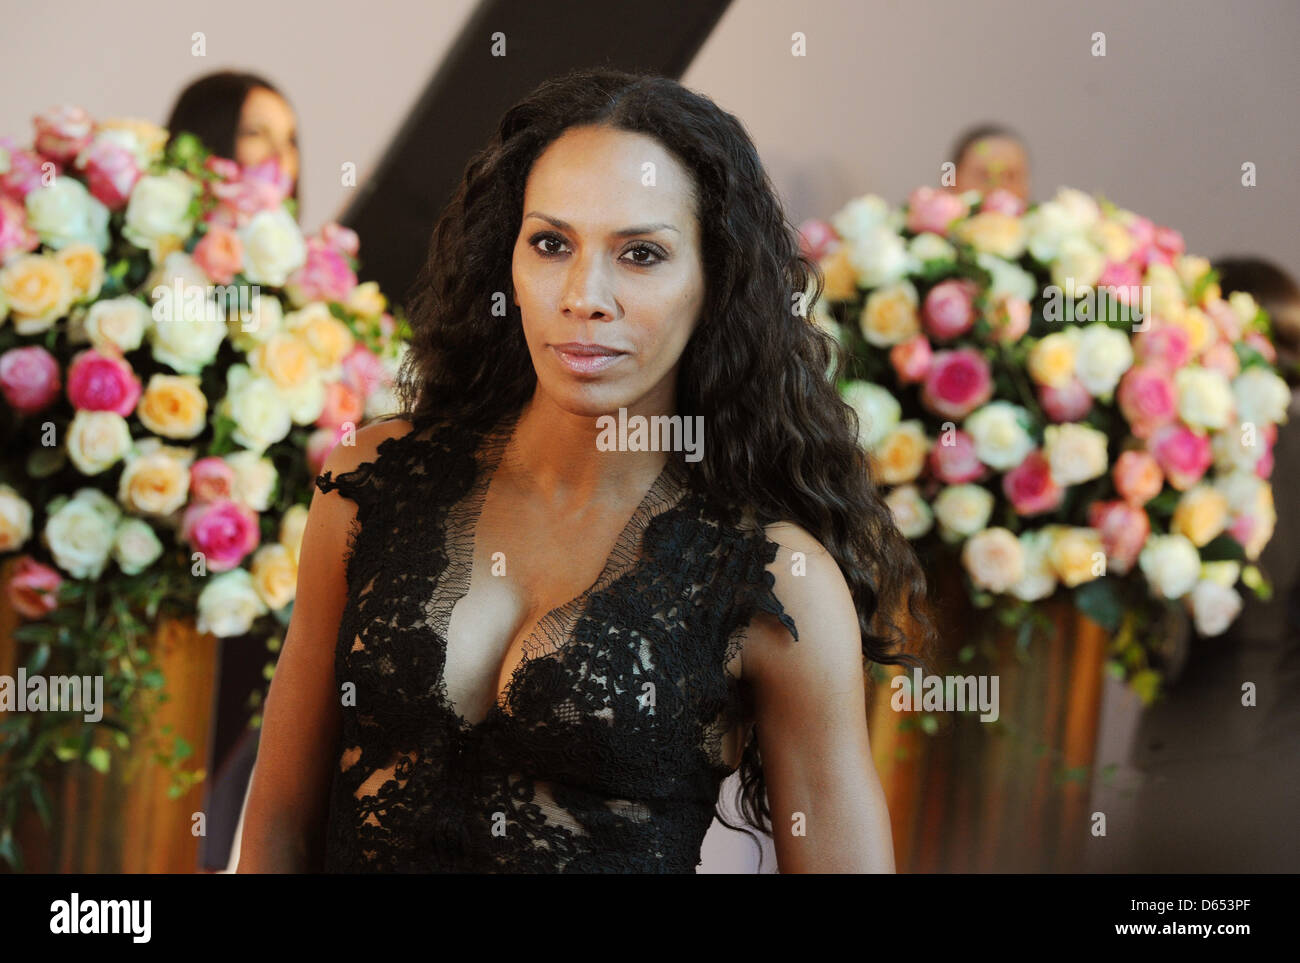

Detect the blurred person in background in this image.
[949,123,1030,203]
[162,69,302,872]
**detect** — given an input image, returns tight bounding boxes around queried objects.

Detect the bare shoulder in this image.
[318,416,416,479]
[740,519,863,686]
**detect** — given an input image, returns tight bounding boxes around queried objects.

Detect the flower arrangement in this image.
[0,106,408,866]
[802,185,1288,701]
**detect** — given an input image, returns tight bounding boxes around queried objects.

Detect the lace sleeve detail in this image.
[724,529,799,653]
[314,458,381,506]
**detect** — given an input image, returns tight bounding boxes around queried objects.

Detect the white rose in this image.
[112,517,164,575]
[282,376,328,426]
[831,194,893,241]
[908,232,957,265]
[1075,322,1134,397]
[1010,528,1058,601]
[841,380,901,450]
[1050,236,1104,292]
[883,484,934,539]
[220,364,293,453]
[977,252,1037,302]
[228,290,284,351]
[933,484,995,542]
[239,207,307,286]
[1232,366,1290,427]
[1138,534,1201,599]
[1173,366,1234,431]
[0,484,35,552]
[196,568,269,638]
[1187,579,1243,636]
[1212,417,1266,473]
[66,410,134,475]
[1043,422,1110,486]
[845,226,913,289]
[1228,291,1261,327]
[84,296,149,353]
[962,527,1025,593]
[1200,560,1242,587]
[148,290,227,375]
[42,490,120,578]
[25,176,110,252]
[123,170,198,261]
[363,379,401,421]
[226,449,279,512]
[963,401,1035,471]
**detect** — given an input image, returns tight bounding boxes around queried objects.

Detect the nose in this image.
[561,251,616,320]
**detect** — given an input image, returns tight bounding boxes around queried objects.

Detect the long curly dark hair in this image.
[392,66,937,854]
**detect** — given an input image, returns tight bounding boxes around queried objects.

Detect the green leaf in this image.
[1073,579,1123,632]
[86,747,111,774]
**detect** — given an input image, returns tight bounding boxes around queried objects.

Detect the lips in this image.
[550,342,625,356]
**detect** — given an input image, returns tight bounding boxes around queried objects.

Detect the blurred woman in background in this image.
[162,69,302,872]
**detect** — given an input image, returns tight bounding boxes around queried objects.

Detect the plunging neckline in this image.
[434,409,688,730]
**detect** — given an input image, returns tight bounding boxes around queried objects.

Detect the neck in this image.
[500,390,673,508]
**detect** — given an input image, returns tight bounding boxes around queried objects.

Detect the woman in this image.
[238,67,935,874]
[163,70,302,873]
[164,70,300,208]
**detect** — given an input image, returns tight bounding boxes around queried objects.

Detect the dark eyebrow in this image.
[524,212,679,237]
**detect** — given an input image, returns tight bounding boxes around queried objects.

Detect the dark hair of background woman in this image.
[391,66,938,847]
[163,70,300,211]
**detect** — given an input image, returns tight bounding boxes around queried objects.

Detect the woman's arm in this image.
[236,421,406,872]
[740,521,896,873]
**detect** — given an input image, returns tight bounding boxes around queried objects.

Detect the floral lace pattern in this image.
[313,411,797,872]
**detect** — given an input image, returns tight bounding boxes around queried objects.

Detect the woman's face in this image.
[236,87,298,186]
[955,135,1029,201]
[511,125,706,419]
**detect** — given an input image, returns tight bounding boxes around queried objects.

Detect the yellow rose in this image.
[250,332,320,390]
[820,246,858,302]
[954,212,1027,259]
[137,374,208,439]
[66,410,133,475]
[1168,306,1214,354]
[1175,254,1212,291]
[1027,330,1079,388]
[345,280,387,319]
[870,420,929,485]
[117,442,193,516]
[98,117,169,165]
[0,484,34,552]
[1145,263,1186,319]
[1048,526,1104,587]
[53,243,105,302]
[859,281,920,347]
[1089,220,1135,264]
[0,254,74,333]
[1171,485,1230,547]
[297,313,355,371]
[250,543,298,611]
[279,504,309,565]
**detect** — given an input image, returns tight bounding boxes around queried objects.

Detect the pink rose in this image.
[1200,340,1240,379]
[193,225,244,285]
[890,334,933,385]
[341,344,389,399]
[0,137,57,201]
[320,222,360,258]
[5,555,63,620]
[206,155,292,229]
[927,428,985,484]
[1127,215,1156,249]
[75,134,141,210]
[922,348,993,420]
[181,498,261,572]
[0,345,62,414]
[1117,365,1177,439]
[797,218,839,262]
[1096,259,1143,301]
[190,456,238,503]
[1153,226,1185,259]
[1002,450,1063,516]
[987,294,1031,344]
[1204,298,1243,343]
[315,379,367,431]
[1256,424,1277,479]
[285,237,357,306]
[1112,450,1164,507]
[1134,323,1192,373]
[1244,332,1277,365]
[922,278,979,340]
[1088,500,1150,575]
[66,348,141,416]
[32,106,94,163]
[906,186,968,236]
[980,188,1025,217]
[1039,376,1094,422]
[1149,422,1213,491]
[0,195,40,262]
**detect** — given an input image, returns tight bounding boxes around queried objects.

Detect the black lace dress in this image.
[312,410,798,872]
